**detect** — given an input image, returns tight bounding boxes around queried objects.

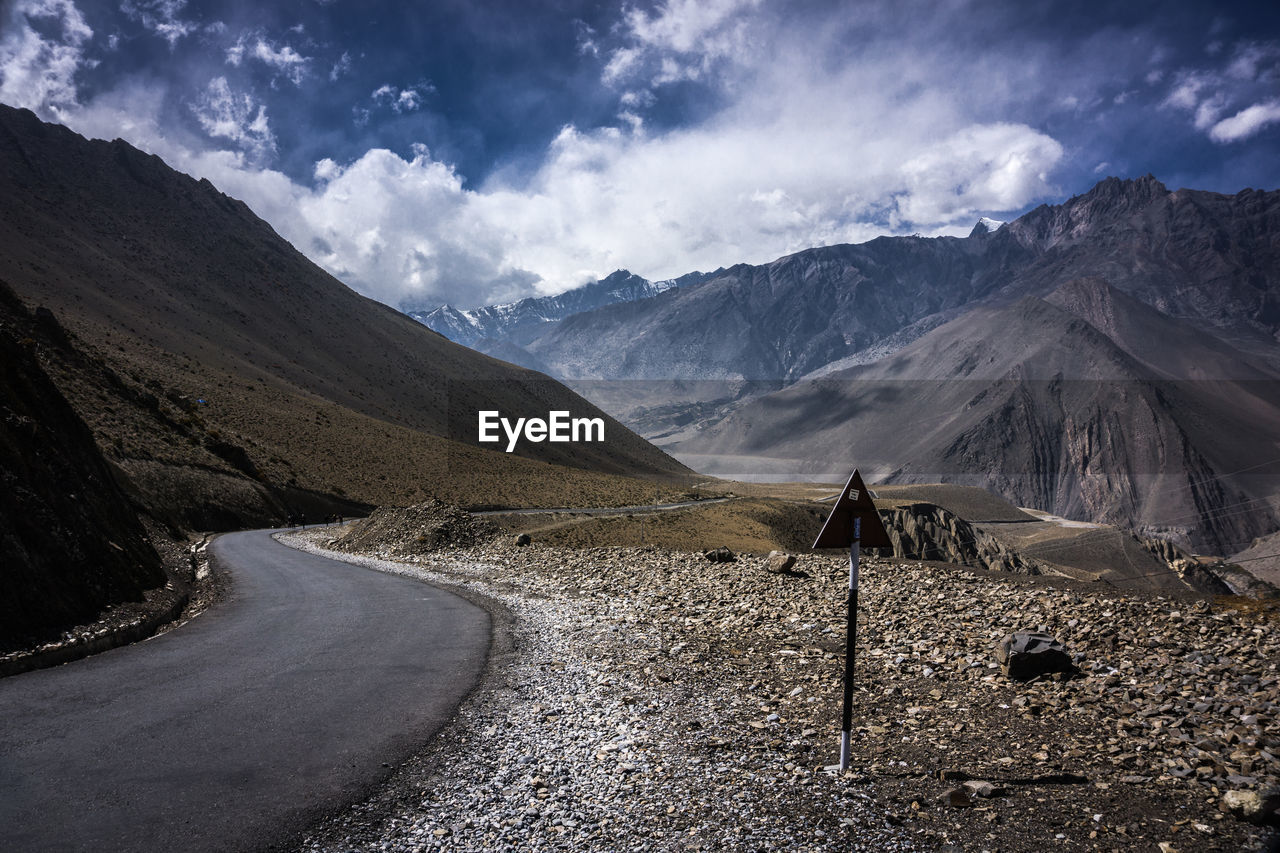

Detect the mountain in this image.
[408,269,713,349]
[669,277,1280,553]
[998,175,1280,355]
[0,104,693,534]
[425,174,1280,552]
[969,217,1005,236]
[497,175,1280,383]
[521,237,1026,381]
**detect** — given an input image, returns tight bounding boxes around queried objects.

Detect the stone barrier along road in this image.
[0,529,490,852]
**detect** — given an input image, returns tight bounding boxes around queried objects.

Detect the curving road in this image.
[0,529,490,852]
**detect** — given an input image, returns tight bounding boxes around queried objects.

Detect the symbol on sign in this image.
[848,489,859,500]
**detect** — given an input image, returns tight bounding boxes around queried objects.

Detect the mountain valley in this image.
[0,105,696,647]
[421,177,1280,558]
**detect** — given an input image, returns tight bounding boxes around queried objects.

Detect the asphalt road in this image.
[0,529,490,852]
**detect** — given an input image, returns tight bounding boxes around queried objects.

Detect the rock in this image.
[1221,789,1280,825]
[940,786,972,807]
[765,551,796,573]
[962,780,998,798]
[994,631,1078,681]
[704,546,735,563]
[879,503,1042,575]
[515,533,532,546]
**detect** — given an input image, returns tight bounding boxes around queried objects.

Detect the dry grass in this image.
[489,497,832,555]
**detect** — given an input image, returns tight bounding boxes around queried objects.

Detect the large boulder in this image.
[994,631,1078,681]
[765,551,796,573]
[1221,789,1280,825]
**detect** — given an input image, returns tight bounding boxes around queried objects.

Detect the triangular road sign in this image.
[813,468,892,549]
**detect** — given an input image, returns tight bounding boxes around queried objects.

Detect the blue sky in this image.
[2,1,1279,310]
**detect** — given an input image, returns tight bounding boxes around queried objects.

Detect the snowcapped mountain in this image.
[969,216,1006,236]
[409,269,714,347]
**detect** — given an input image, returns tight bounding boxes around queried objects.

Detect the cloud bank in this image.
[1,1,1277,310]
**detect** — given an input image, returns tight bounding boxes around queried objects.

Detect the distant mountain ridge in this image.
[409,269,715,348]
[446,175,1279,384]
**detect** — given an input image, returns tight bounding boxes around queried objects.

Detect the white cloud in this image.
[1226,42,1280,80]
[603,0,762,86]
[190,77,277,163]
[574,20,598,57]
[121,0,197,48]
[227,33,309,85]
[6,0,1076,312]
[371,82,432,114]
[1163,72,1206,110]
[1164,39,1280,143]
[291,147,541,306]
[1209,99,1280,143]
[0,0,92,118]
[896,125,1063,224]
[329,50,351,82]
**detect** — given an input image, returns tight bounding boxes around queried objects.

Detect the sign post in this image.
[812,468,890,773]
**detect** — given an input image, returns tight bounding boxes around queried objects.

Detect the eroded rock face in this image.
[0,286,164,650]
[1141,535,1278,598]
[878,503,1042,576]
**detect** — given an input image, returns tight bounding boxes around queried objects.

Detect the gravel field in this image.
[279,525,1279,852]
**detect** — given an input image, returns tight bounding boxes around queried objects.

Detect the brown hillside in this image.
[0,105,693,526]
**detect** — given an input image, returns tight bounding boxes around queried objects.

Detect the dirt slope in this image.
[0,105,693,526]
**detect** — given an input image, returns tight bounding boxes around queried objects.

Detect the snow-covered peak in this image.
[970,217,1006,237]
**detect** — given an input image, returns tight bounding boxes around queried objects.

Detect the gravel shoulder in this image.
[281,530,1279,852]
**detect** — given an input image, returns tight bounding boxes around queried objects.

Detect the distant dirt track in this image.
[474,496,732,516]
[0,529,489,852]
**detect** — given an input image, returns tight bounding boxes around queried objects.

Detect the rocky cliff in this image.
[875,503,1043,577]
[0,282,165,649]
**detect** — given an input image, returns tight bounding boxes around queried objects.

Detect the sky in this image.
[2,1,1280,311]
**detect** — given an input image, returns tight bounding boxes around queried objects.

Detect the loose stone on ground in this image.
[281,526,1279,852]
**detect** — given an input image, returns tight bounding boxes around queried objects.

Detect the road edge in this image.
[269,532,518,852]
